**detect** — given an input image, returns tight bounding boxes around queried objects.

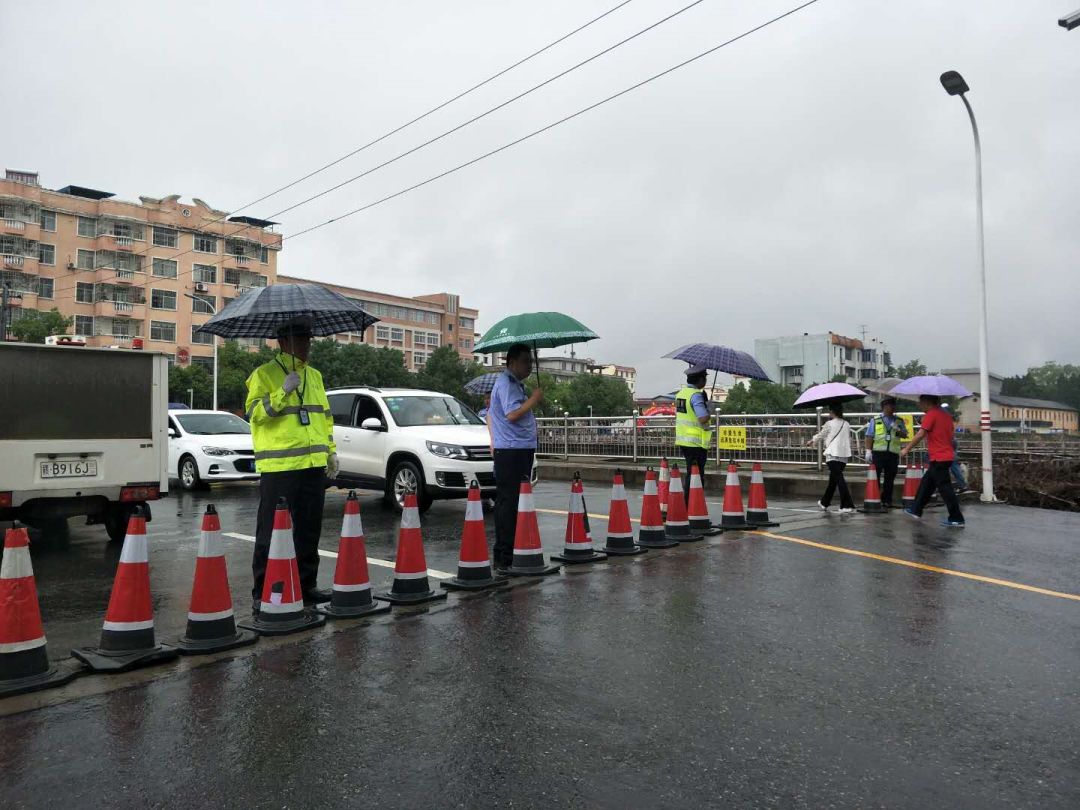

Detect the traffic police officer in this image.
[674,365,713,505]
[246,319,339,613]
[864,395,908,508]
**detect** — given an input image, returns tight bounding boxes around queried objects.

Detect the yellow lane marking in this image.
[751,530,1080,603]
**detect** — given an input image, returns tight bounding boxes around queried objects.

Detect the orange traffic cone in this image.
[664,465,701,542]
[720,463,750,530]
[238,498,326,636]
[554,475,607,564]
[376,492,449,605]
[506,478,561,577]
[0,526,77,697]
[317,492,393,617]
[638,468,678,548]
[72,506,180,671]
[442,482,509,591]
[860,464,886,514]
[176,506,258,653]
[745,463,779,527]
[602,470,646,556]
[658,458,671,516]
[901,463,921,510]
[687,465,720,536]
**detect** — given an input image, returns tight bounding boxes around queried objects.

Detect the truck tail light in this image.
[0,492,12,509]
[120,484,160,502]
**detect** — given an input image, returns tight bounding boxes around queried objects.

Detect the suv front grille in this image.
[464,446,493,461]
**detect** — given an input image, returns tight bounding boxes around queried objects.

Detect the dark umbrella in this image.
[662,343,772,381]
[195,283,378,339]
[465,372,502,396]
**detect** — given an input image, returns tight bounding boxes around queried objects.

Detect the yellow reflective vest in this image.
[675,386,713,449]
[245,353,336,474]
[869,415,907,455]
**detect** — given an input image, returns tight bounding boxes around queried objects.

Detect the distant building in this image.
[942,369,1078,433]
[588,362,637,394]
[754,331,892,390]
[485,353,638,392]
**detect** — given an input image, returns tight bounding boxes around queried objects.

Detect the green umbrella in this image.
[473,312,599,387]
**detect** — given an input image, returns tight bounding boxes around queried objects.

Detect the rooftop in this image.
[991,394,1077,412]
[942,368,1006,380]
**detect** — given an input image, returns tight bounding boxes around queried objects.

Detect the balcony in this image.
[94,299,146,319]
[2,253,36,268]
[93,267,142,285]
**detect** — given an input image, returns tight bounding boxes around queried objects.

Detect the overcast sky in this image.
[4,1,1077,396]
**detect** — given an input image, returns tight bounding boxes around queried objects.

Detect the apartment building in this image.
[754,331,893,390]
[0,169,280,370]
[277,275,479,372]
[589,362,637,395]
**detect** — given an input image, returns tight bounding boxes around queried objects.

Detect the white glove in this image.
[326,453,339,479]
[282,372,301,394]
[865,450,873,464]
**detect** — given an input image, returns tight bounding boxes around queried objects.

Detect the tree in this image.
[1002,362,1080,412]
[215,341,274,412]
[560,374,634,417]
[9,308,72,344]
[830,373,848,383]
[417,346,471,398]
[894,359,928,379]
[720,380,799,415]
[168,364,213,408]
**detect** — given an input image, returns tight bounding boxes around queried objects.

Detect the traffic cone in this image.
[601,470,646,556]
[745,463,779,527]
[664,465,701,542]
[506,478,561,577]
[901,463,921,510]
[0,526,78,697]
[638,468,678,548]
[238,498,327,636]
[860,465,886,514]
[687,465,721,536]
[658,458,671,516]
[720,463,750,530]
[375,492,449,606]
[442,482,509,591]
[554,475,607,564]
[317,492,393,617]
[72,506,180,672]
[176,506,258,653]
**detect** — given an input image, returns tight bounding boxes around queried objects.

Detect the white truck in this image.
[0,342,169,541]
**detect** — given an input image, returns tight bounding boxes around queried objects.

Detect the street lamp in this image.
[1060,8,1080,29]
[588,405,594,422]
[940,70,996,503]
[185,293,218,411]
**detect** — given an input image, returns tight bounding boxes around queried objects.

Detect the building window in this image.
[150,320,176,342]
[37,243,55,265]
[152,258,178,278]
[163,354,176,366]
[77,217,96,238]
[259,246,269,263]
[413,351,428,367]
[375,325,390,342]
[193,234,218,253]
[74,315,93,336]
[459,317,474,331]
[191,356,215,372]
[76,282,95,304]
[222,296,233,308]
[390,327,404,343]
[193,264,217,284]
[151,289,177,310]
[76,249,95,270]
[191,294,216,314]
[38,277,54,299]
[191,325,214,345]
[152,226,178,248]
[38,210,56,232]
[251,273,267,287]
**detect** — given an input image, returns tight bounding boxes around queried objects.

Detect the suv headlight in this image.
[201,446,235,457]
[426,441,468,460]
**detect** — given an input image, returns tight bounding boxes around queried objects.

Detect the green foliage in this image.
[9,308,72,344]
[168,364,213,408]
[559,374,635,417]
[894,359,928,379]
[830,373,848,383]
[720,380,799,414]
[1002,362,1080,412]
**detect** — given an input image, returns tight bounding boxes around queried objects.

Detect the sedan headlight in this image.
[426,441,469,460]
[201,446,235,457]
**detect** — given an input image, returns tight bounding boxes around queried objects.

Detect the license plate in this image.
[40,460,98,479]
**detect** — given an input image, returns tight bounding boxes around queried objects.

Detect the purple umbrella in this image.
[890,375,972,399]
[793,382,868,409]
[662,343,772,381]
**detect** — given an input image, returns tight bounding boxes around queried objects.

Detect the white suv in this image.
[326,387,536,512]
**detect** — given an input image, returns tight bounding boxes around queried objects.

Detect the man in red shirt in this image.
[900,395,965,526]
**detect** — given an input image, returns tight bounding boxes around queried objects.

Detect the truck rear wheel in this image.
[104,504,135,543]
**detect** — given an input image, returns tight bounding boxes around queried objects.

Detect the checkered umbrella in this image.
[662,343,772,381]
[195,283,378,338]
[465,372,503,395]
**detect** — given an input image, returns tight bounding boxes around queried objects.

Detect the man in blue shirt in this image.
[489,343,543,569]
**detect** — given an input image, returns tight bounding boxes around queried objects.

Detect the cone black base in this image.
[175,628,259,655]
[552,550,607,564]
[505,563,561,577]
[601,544,647,556]
[0,662,80,698]
[375,589,449,606]
[316,600,393,619]
[745,518,780,528]
[441,576,510,592]
[666,530,702,542]
[71,644,179,673]
[238,610,326,637]
[637,535,679,548]
[719,521,750,530]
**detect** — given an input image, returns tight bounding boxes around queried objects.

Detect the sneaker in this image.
[903,508,921,520]
[940,519,966,528]
[838,507,856,515]
[817,501,829,512]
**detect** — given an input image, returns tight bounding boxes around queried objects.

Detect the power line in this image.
[284,0,823,243]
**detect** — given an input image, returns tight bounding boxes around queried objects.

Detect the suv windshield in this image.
[176,413,251,435]
[383,396,483,427]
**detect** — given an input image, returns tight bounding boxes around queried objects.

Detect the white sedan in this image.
[167,409,259,491]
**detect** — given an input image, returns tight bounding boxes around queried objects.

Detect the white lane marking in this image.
[223,532,452,580]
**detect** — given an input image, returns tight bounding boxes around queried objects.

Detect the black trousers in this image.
[493,448,535,566]
[679,446,709,505]
[821,460,854,509]
[872,451,901,506]
[253,467,326,600]
[912,461,964,523]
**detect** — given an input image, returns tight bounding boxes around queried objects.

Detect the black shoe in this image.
[494,561,511,574]
[252,598,261,615]
[303,588,333,605]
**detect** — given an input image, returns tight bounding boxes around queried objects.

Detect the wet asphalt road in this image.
[2,479,1079,808]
